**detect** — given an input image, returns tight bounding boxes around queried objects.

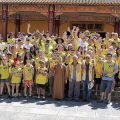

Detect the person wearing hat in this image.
[55,37,64,44]
[36,60,48,99]
[100,53,118,104]
[0,55,11,98]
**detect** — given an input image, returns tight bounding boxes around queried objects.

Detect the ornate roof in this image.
[1,0,120,5]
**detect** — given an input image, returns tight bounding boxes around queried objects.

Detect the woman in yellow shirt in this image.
[11,63,22,97]
[36,60,48,99]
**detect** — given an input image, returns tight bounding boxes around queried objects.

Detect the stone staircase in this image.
[111,82,120,101]
[91,82,120,101]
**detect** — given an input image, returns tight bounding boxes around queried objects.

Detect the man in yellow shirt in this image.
[100,53,118,104]
[0,55,11,98]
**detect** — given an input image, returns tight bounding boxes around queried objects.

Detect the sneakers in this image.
[105,99,111,104]
[37,96,41,99]
[42,96,46,100]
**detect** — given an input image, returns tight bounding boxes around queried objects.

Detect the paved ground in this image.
[0,97,120,120]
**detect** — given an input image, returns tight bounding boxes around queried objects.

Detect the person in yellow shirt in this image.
[15,39,24,55]
[48,51,58,96]
[103,32,112,48]
[101,44,107,56]
[36,60,48,99]
[7,33,16,52]
[94,57,103,96]
[6,52,14,67]
[23,59,34,97]
[11,63,22,97]
[0,55,11,97]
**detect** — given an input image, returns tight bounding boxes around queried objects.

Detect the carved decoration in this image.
[60,13,115,23]
[8,4,48,16]
[55,5,120,14]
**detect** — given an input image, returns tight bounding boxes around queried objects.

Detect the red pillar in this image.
[118,20,120,36]
[55,16,60,36]
[114,22,119,33]
[48,4,55,35]
[15,14,20,38]
[2,4,8,42]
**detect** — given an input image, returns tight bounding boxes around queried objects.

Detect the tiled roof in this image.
[1,0,120,5]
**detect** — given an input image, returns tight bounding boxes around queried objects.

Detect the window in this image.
[72,23,103,31]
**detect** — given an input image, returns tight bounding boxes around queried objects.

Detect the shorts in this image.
[11,80,21,84]
[37,84,46,89]
[95,78,101,85]
[0,79,10,84]
[100,80,113,93]
[24,80,33,87]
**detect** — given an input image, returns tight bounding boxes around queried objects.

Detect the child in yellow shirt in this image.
[0,55,11,97]
[23,59,34,97]
[11,63,22,97]
[36,60,48,99]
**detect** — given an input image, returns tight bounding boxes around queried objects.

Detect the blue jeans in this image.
[68,81,80,99]
[82,81,92,101]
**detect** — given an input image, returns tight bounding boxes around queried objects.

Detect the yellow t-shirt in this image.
[7,38,15,44]
[0,63,10,79]
[102,49,107,56]
[103,38,111,48]
[16,46,24,55]
[117,56,120,68]
[36,67,48,84]
[35,57,48,67]
[45,52,52,61]
[7,59,14,67]
[49,58,57,69]
[11,67,22,84]
[103,60,115,77]
[23,64,34,80]
[95,61,103,78]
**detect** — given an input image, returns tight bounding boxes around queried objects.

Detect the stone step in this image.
[115,87,120,91]
[14,86,120,101]
[116,82,120,87]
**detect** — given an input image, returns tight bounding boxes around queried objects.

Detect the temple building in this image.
[0,0,120,41]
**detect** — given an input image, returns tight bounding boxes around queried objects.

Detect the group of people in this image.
[0,25,120,104]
